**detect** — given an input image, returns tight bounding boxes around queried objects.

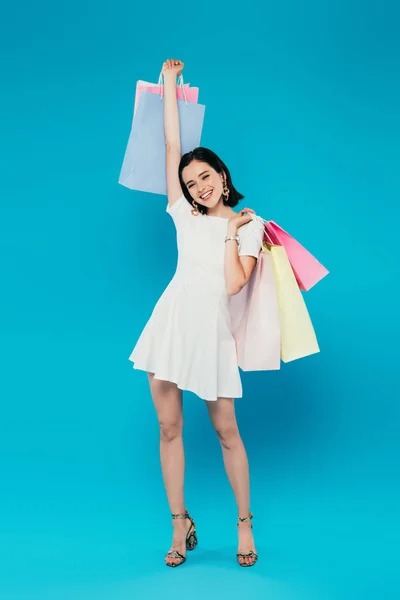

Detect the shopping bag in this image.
[230,245,281,371]
[133,76,198,116]
[265,220,329,291]
[269,243,320,362]
[118,90,205,195]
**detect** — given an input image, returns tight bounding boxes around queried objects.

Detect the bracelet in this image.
[225,235,240,245]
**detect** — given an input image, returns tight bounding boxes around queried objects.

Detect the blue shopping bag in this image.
[118,91,206,195]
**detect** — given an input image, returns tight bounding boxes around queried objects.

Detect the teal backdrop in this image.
[1,1,399,599]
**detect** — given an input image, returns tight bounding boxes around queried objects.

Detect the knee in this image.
[159,420,183,443]
[215,424,240,450]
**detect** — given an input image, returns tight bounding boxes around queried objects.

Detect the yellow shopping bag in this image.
[266,242,320,362]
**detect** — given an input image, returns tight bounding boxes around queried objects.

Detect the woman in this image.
[129,59,264,568]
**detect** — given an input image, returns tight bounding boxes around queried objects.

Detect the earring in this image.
[191,200,199,216]
[223,182,230,201]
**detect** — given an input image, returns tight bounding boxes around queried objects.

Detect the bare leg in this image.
[206,397,257,566]
[148,373,192,566]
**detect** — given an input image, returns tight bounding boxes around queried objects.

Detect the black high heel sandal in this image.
[236,512,258,567]
[165,510,198,567]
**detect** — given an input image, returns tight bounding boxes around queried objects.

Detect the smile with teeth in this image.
[200,190,213,201]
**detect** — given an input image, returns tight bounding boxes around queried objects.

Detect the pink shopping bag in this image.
[264,220,329,291]
[230,244,281,371]
[133,75,199,116]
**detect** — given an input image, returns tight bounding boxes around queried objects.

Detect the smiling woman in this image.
[128,58,263,569]
[178,147,244,217]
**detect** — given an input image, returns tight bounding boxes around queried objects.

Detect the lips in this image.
[200,190,213,201]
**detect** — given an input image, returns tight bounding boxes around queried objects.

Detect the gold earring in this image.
[191,200,199,216]
[223,183,230,200]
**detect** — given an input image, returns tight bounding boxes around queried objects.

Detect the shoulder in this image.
[237,216,264,258]
[166,194,192,221]
[238,216,264,239]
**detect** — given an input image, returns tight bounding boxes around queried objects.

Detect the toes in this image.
[166,554,184,567]
[166,559,177,567]
[238,554,257,566]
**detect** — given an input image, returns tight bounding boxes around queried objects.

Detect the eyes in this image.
[187,174,209,190]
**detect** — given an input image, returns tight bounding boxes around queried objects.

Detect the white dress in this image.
[129,194,263,401]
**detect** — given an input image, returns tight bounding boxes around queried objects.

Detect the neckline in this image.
[205,212,234,220]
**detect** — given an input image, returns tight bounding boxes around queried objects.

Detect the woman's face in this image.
[182,160,225,210]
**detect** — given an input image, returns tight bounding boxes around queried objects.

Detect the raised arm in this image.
[162,59,185,207]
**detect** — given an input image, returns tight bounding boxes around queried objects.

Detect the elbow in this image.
[226,260,256,296]
[227,287,240,297]
[226,280,246,297]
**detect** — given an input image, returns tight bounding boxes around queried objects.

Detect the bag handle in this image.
[249,213,276,247]
[158,72,188,106]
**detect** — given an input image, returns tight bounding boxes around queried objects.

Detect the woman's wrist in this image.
[163,72,177,84]
[227,224,238,237]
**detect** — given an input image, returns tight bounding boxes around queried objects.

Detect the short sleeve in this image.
[166,194,192,225]
[238,218,264,259]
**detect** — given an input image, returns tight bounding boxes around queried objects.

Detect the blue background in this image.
[1,1,399,599]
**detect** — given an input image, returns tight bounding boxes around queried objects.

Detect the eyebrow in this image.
[185,171,209,185]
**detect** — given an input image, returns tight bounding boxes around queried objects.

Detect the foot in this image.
[165,514,193,567]
[237,518,258,567]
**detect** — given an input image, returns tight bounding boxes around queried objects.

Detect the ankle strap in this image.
[172,510,189,520]
[238,512,253,523]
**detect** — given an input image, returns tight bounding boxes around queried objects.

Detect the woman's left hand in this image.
[227,208,256,235]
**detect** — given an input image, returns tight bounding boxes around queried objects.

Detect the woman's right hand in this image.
[162,58,184,78]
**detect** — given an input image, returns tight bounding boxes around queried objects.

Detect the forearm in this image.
[224,226,247,296]
[163,73,180,149]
